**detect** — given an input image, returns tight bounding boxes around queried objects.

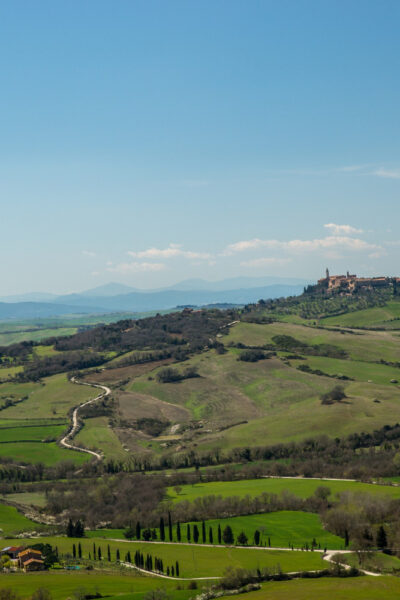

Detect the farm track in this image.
[59,378,111,460]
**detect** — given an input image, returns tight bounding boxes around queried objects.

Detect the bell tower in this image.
[326,267,330,280]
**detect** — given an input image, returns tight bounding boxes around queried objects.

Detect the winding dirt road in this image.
[59,377,111,460]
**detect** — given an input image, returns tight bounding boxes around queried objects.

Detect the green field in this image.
[341,551,400,574]
[320,301,400,329]
[75,416,127,460]
[4,535,325,578]
[0,503,46,536]
[0,441,89,465]
[242,576,400,600]
[1,491,48,507]
[0,424,66,442]
[90,511,343,550]
[175,511,343,550]
[168,478,400,503]
[0,373,96,419]
[0,571,192,600]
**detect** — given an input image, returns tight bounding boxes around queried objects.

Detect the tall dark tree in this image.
[175,561,180,577]
[160,517,165,541]
[209,526,213,544]
[136,521,141,540]
[168,511,173,542]
[202,521,206,543]
[72,543,76,558]
[222,525,234,545]
[218,524,222,545]
[193,524,199,543]
[93,543,96,560]
[187,524,191,542]
[107,544,111,562]
[98,546,102,560]
[66,518,74,538]
[78,543,82,559]
[116,548,120,561]
[377,526,387,549]
[254,530,260,546]
[177,522,181,542]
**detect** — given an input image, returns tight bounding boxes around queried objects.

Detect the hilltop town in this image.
[316,269,400,294]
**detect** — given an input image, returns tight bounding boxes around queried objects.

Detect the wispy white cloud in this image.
[107,262,166,274]
[82,250,96,258]
[240,257,291,268]
[224,235,379,256]
[128,244,212,260]
[373,168,400,180]
[324,223,363,236]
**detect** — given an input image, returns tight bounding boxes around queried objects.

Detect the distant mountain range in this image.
[0,276,310,320]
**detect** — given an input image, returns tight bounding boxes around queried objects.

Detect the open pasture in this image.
[225,321,400,363]
[0,571,192,600]
[242,576,400,600]
[75,417,127,460]
[167,477,400,503]
[0,424,66,442]
[0,503,45,536]
[0,373,96,419]
[167,511,343,550]
[320,301,400,329]
[0,441,89,465]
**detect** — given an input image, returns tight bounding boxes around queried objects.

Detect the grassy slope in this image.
[4,535,324,577]
[242,577,400,600]
[75,416,127,460]
[90,511,344,550]
[125,337,400,451]
[0,373,95,419]
[320,301,400,329]
[0,571,192,600]
[167,478,400,503]
[341,551,400,574]
[0,441,89,465]
[0,374,97,464]
[0,503,45,536]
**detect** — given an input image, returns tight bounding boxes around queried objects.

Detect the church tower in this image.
[326,267,330,279]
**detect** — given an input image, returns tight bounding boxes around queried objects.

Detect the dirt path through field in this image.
[59,378,111,460]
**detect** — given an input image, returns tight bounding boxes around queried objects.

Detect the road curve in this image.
[59,377,111,460]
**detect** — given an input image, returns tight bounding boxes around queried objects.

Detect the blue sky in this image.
[1,0,400,293]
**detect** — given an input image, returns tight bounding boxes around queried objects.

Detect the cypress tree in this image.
[187,523,191,542]
[98,546,102,560]
[254,530,260,546]
[222,525,234,545]
[193,524,199,543]
[202,521,206,543]
[160,517,165,541]
[72,543,76,558]
[218,524,222,544]
[67,518,74,538]
[136,521,141,540]
[116,549,120,561]
[209,526,213,544]
[93,543,96,560]
[168,511,173,541]
[377,525,387,549]
[78,542,82,558]
[177,522,181,542]
[167,566,170,576]
[107,544,111,562]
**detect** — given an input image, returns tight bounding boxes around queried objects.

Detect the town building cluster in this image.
[317,269,400,294]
